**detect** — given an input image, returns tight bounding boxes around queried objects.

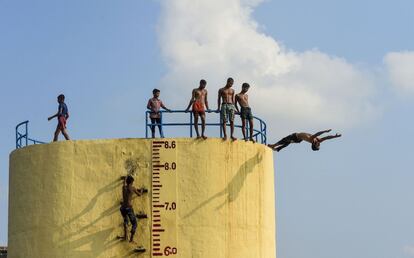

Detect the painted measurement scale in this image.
[151,140,178,257]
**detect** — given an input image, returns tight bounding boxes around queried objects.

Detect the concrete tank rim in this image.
[10,137,272,156]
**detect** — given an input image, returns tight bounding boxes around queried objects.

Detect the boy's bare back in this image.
[122,185,137,208]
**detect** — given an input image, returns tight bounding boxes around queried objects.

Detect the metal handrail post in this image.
[145,112,148,138]
[219,114,223,138]
[25,122,28,147]
[15,129,18,149]
[190,112,193,138]
[160,112,164,138]
[246,119,249,140]
[260,121,263,144]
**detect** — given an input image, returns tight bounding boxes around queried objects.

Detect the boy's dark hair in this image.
[227,77,234,83]
[58,94,65,100]
[200,79,207,85]
[126,175,134,185]
[153,89,160,95]
[242,83,250,89]
[311,143,320,151]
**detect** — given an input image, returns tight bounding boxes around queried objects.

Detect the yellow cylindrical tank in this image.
[8,138,276,258]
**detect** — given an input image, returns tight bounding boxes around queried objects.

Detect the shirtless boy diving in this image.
[235,83,255,142]
[185,79,210,139]
[268,129,341,152]
[217,78,237,141]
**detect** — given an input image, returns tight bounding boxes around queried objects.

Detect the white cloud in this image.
[404,244,414,256]
[384,51,414,95]
[158,0,378,136]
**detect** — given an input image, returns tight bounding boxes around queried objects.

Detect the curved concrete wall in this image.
[8,138,276,258]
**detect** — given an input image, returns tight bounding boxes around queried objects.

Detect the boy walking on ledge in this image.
[48,94,70,141]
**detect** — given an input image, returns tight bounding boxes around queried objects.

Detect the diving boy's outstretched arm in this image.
[311,129,332,138]
[319,133,342,142]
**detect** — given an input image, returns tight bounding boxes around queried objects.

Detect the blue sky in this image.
[1,1,414,257]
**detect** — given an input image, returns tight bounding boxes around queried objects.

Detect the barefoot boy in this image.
[268,129,341,152]
[235,83,255,142]
[48,94,70,141]
[185,79,210,139]
[120,176,144,243]
[147,89,171,138]
[217,78,237,141]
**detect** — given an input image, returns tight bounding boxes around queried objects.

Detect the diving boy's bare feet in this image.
[249,138,255,143]
[231,136,237,141]
[202,135,208,140]
[223,136,227,141]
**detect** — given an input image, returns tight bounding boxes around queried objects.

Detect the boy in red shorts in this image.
[48,94,70,141]
[185,79,210,139]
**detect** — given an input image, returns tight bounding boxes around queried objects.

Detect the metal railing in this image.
[145,110,267,144]
[15,111,268,149]
[15,121,45,149]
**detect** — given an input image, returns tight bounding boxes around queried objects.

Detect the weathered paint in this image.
[8,138,276,258]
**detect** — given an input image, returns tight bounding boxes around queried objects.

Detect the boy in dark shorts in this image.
[120,176,144,243]
[235,83,254,142]
[48,94,70,141]
[268,129,342,152]
[147,89,171,138]
[185,79,210,139]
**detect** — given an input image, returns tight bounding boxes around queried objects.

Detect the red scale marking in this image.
[153,253,163,256]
